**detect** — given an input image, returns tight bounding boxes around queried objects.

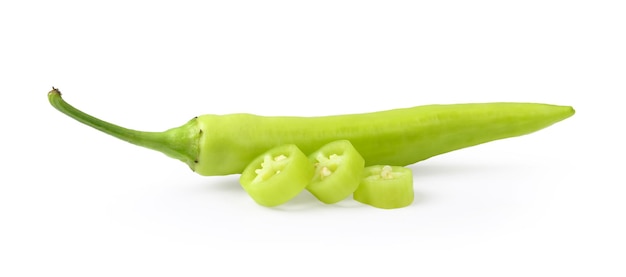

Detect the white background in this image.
[1,0,625,276]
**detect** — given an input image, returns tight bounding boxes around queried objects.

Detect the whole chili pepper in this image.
[47,88,574,176]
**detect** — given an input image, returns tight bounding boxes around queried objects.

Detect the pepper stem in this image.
[47,87,200,170]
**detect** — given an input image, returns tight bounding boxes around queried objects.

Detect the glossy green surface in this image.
[306,140,365,204]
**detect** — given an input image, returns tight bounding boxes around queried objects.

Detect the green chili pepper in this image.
[239,144,314,207]
[307,140,365,204]
[353,165,414,209]
[48,88,574,176]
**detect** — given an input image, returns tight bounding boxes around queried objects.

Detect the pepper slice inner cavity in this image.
[313,153,341,181]
[253,154,289,183]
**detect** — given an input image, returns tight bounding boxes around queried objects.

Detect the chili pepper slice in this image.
[353,165,414,209]
[307,140,365,204]
[239,144,314,207]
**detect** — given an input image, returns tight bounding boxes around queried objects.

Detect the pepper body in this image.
[195,103,574,175]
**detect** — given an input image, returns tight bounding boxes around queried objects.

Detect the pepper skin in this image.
[48,88,575,176]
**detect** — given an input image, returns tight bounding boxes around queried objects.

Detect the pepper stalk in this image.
[47,87,201,170]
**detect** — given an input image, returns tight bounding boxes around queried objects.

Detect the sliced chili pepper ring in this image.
[239,144,314,207]
[307,140,365,204]
[353,165,414,209]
